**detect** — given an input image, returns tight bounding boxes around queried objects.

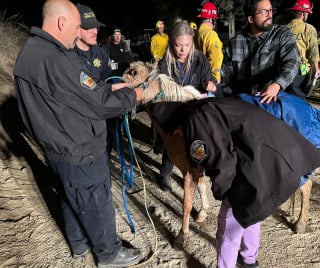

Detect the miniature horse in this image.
[123,61,314,245]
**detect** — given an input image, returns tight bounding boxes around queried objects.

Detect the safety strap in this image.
[115,114,136,234]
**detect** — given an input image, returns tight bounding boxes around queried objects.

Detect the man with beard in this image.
[219,0,300,267]
[221,0,299,104]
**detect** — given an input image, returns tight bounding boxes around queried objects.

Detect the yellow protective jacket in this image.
[195,23,223,82]
[150,33,169,61]
[288,19,319,73]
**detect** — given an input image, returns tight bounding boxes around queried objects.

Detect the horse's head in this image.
[123,61,158,87]
[123,61,203,105]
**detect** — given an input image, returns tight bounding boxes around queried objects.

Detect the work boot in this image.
[97,247,142,268]
[72,248,90,260]
[160,176,172,192]
[237,254,259,268]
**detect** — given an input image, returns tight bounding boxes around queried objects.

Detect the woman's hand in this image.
[205,81,217,92]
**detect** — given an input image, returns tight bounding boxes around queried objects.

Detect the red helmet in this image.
[197,2,218,19]
[290,0,313,14]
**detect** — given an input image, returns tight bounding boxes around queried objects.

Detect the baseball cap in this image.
[76,3,106,30]
[113,28,121,34]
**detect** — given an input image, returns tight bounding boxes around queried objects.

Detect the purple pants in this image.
[216,199,260,268]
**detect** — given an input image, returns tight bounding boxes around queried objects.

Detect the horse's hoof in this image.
[294,221,307,234]
[173,231,188,250]
[195,210,208,223]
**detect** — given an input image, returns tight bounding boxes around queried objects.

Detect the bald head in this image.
[42,0,81,49]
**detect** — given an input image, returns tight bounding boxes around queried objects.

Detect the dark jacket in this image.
[75,44,111,82]
[102,41,133,77]
[14,27,137,165]
[149,98,320,227]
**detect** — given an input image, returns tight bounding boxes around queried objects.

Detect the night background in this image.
[0,0,319,41]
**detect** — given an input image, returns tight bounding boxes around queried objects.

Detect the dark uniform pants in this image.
[47,152,121,262]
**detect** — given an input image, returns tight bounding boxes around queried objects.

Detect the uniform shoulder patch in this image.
[80,71,97,90]
[190,140,208,163]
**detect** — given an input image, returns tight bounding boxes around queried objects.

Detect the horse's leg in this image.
[195,174,209,223]
[294,179,313,234]
[175,171,197,247]
[182,171,197,235]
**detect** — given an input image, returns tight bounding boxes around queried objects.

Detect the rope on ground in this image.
[117,114,158,266]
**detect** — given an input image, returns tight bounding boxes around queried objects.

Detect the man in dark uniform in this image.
[75,3,110,82]
[102,27,133,83]
[13,0,143,267]
[75,4,133,154]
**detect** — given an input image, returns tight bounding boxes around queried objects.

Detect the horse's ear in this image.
[152,61,158,70]
[145,61,152,68]
[145,61,158,71]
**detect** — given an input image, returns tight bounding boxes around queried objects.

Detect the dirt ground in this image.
[1,86,320,268]
[1,21,320,268]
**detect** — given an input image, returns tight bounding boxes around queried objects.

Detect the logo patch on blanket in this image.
[190,140,208,163]
[80,71,97,90]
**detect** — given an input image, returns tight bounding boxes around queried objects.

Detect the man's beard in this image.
[257,19,273,32]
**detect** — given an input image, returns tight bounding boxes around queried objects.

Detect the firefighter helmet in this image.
[190,21,198,31]
[197,2,218,19]
[156,20,165,28]
[290,0,313,14]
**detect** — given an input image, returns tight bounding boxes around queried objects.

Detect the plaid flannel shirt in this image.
[221,24,300,96]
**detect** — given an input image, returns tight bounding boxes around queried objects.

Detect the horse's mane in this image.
[122,61,203,103]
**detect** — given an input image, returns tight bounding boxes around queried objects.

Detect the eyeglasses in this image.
[254,8,277,17]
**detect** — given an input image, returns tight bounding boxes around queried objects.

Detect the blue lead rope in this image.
[115,114,136,234]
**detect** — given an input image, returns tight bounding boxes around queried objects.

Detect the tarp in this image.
[239,92,320,148]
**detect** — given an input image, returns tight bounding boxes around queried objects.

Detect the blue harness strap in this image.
[115,114,136,234]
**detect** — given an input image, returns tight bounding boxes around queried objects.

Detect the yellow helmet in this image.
[190,21,197,31]
[156,20,165,28]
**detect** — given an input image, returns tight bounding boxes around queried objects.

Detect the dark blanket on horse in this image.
[149,97,320,227]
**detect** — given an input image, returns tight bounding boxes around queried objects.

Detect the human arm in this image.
[110,82,143,102]
[46,51,139,120]
[205,31,224,83]
[111,82,133,91]
[220,43,236,96]
[196,52,218,93]
[306,25,320,77]
[259,83,282,104]
[260,27,299,103]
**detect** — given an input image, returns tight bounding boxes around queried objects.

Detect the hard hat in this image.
[156,20,165,28]
[190,21,198,31]
[197,2,218,19]
[290,0,313,14]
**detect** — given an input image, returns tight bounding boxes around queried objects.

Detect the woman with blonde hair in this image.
[156,18,222,191]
